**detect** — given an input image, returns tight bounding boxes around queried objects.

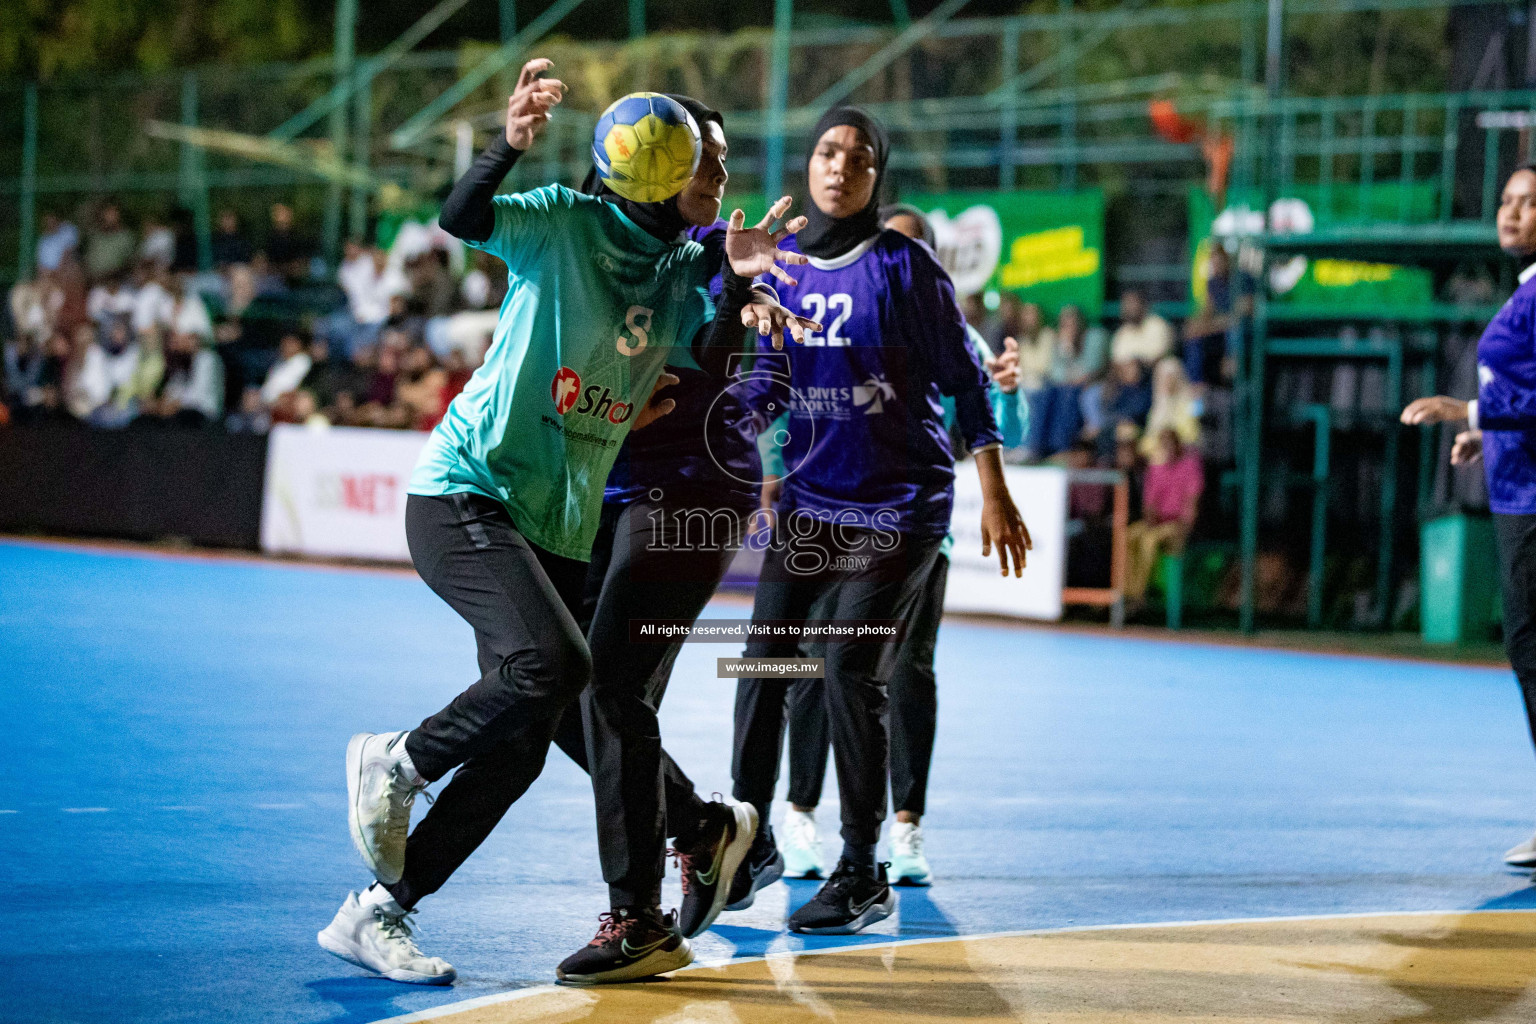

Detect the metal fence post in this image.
[764,0,794,203]
[349,77,372,243]
[179,72,213,271]
[1000,23,1018,189]
[325,0,358,269]
[18,82,38,280]
[1059,0,1078,190]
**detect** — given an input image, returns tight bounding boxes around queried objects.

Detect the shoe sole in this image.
[725,849,784,912]
[893,874,932,887]
[556,941,693,985]
[1505,855,1536,868]
[683,802,759,939]
[790,890,897,935]
[347,733,401,886]
[317,927,456,986]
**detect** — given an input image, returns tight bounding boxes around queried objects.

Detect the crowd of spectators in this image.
[0,200,503,435]
[2,199,1243,611]
[962,245,1250,597]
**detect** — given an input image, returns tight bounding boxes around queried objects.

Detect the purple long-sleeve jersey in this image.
[603,220,761,509]
[1477,264,1536,514]
[745,230,1001,537]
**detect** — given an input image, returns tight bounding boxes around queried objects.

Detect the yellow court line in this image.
[369,909,1536,1024]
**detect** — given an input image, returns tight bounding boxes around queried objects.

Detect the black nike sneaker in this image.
[724,825,785,912]
[555,907,693,985]
[673,799,758,938]
[787,859,897,934]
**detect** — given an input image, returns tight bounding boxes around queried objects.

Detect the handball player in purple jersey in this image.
[725,106,1031,935]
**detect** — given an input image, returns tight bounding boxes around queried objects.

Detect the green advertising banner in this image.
[906,189,1106,319]
[1189,185,1434,311]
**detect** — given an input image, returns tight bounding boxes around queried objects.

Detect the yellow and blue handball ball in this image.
[592,92,702,203]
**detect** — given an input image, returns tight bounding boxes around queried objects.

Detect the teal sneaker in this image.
[888,821,932,886]
[781,808,825,879]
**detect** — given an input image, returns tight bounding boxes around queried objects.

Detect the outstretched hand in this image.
[505,59,565,151]
[726,196,810,287]
[1400,395,1469,426]
[739,291,822,350]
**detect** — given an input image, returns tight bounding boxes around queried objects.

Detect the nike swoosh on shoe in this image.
[620,936,672,959]
[696,834,728,887]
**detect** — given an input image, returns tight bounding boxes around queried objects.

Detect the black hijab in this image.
[796,106,890,260]
[581,93,722,244]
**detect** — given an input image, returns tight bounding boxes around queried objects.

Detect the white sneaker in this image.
[318,890,456,985]
[888,821,932,886]
[781,808,826,879]
[347,731,426,885]
[1504,830,1536,868]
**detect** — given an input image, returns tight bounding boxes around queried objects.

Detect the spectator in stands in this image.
[961,293,992,336]
[1181,241,1250,388]
[331,241,405,355]
[1138,356,1201,460]
[1110,288,1175,369]
[138,214,176,270]
[1012,301,1055,398]
[3,327,73,421]
[69,314,141,427]
[1026,304,1107,459]
[88,270,137,325]
[131,261,175,340]
[407,250,458,318]
[36,213,80,273]
[2,331,41,412]
[10,273,61,348]
[303,334,360,414]
[265,203,314,280]
[1082,357,1153,463]
[1124,428,1205,607]
[395,344,449,430]
[84,202,137,281]
[984,292,1026,358]
[260,330,314,411]
[211,208,253,267]
[143,330,223,426]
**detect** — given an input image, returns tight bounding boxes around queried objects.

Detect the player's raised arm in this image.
[438,59,566,244]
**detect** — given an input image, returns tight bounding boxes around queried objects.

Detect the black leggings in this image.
[786,554,948,817]
[391,493,593,909]
[732,519,942,850]
[576,499,743,907]
[390,493,731,909]
[1495,513,1536,754]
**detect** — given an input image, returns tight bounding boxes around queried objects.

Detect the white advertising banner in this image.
[260,424,427,561]
[944,464,1068,621]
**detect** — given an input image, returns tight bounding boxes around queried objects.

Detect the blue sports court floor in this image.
[4,537,1536,1023]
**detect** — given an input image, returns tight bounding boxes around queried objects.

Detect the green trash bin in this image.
[1420,514,1498,644]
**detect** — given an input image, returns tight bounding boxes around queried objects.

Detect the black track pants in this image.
[786,553,948,817]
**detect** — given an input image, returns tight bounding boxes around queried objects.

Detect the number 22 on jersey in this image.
[798,293,853,346]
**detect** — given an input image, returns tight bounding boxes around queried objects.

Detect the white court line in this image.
[61,807,111,813]
[365,907,1536,1024]
[255,803,304,810]
[0,809,16,814]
